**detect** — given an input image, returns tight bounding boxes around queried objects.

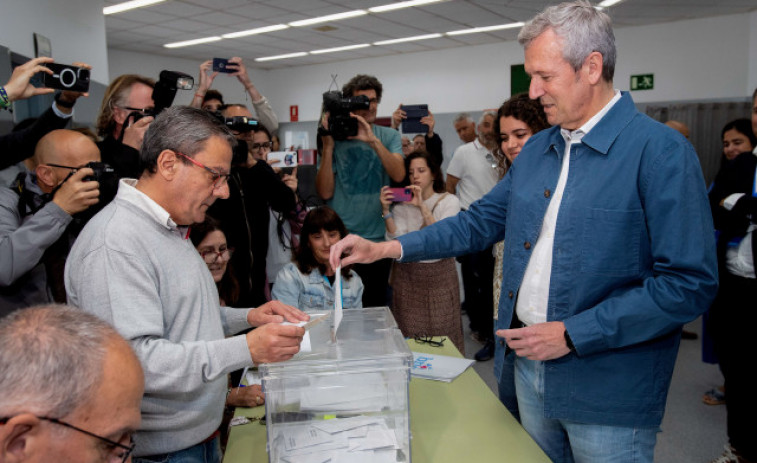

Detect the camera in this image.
[224,115,258,133]
[212,58,235,74]
[82,162,116,182]
[322,91,370,140]
[124,70,194,130]
[43,63,90,92]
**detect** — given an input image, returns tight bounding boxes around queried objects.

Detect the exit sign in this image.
[630,74,654,91]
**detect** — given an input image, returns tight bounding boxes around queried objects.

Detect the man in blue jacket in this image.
[328,1,718,462]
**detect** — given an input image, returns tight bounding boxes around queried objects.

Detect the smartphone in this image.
[212,58,234,73]
[269,151,298,175]
[43,63,90,92]
[401,104,429,134]
[388,187,412,202]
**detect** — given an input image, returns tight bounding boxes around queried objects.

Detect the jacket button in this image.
[499,339,505,347]
[508,291,514,299]
[544,189,551,198]
[524,241,531,250]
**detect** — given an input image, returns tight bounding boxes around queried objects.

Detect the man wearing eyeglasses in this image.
[210,105,298,308]
[65,106,307,463]
[0,304,144,463]
[95,74,156,180]
[0,129,101,318]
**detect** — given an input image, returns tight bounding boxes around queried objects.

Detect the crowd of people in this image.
[1,1,755,462]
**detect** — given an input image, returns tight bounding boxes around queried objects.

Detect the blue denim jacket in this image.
[399,92,718,427]
[271,262,364,312]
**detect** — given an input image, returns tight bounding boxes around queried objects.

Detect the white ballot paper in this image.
[282,313,327,353]
[332,265,343,341]
[410,351,475,382]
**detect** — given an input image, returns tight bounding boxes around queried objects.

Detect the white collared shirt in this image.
[516,90,622,326]
[118,179,189,238]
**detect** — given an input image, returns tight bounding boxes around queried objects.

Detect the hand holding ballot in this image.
[328,234,402,269]
[245,301,309,364]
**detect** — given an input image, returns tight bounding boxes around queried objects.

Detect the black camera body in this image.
[43,63,90,92]
[124,70,194,128]
[225,116,258,133]
[322,91,370,140]
[82,162,115,182]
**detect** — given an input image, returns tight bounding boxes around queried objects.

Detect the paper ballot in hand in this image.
[331,265,343,342]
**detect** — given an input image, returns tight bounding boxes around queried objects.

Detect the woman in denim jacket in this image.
[272,207,363,312]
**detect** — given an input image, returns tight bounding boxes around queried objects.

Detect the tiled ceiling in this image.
[105,0,757,70]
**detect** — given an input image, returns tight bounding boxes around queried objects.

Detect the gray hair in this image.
[518,0,616,82]
[0,305,119,418]
[453,112,475,125]
[478,110,497,127]
[140,105,237,174]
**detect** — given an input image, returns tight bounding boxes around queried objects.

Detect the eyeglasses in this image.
[0,415,135,463]
[116,105,154,116]
[174,152,230,189]
[251,142,273,150]
[413,336,446,347]
[44,163,87,171]
[200,247,234,264]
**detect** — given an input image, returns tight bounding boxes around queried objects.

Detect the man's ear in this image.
[155,149,179,181]
[34,165,56,190]
[0,414,44,463]
[583,51,604,85]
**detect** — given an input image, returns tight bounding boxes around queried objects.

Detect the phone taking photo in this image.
[212,58,235,73]
[388,187,412,202]
[43,63,90,92]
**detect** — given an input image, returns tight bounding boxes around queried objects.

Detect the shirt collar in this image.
[117,179,187,237]
[560,89,622,144]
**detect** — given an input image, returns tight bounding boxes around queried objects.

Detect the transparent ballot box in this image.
[260,306,413,463]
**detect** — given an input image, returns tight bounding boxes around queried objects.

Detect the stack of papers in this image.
[276,416,400,463]
[410,352,475,382]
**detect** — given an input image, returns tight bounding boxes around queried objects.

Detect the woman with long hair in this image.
[381,151,464,352]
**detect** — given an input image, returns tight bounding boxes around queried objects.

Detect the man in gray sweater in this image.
[65,106,307,462]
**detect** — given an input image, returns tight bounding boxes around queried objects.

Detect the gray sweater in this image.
[65,179,253,456]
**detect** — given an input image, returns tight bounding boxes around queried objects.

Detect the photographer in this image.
[95,74,155,180]
[208,105,298,307]
[391,104,443,167]
[315,74,404,307]
[1,57,91,170]
[190,57,279,132]
[0,129,101,317]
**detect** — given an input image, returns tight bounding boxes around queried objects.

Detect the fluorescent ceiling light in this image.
[255,52,308,62]
[222,24,289,39]
[374,33,442,45]
[310,43,371,54]
[597,0,625,7]
[103,0,166,15]
[289,10,367,27]
[446,22,524,36]
[164,36,222,48]
[369,0,444,13]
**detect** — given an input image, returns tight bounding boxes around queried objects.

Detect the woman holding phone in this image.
[381,151,463,352]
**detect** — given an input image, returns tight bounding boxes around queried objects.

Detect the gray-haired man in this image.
[0,304,144,463]
[65,106,308,462]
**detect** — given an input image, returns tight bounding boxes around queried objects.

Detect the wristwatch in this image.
[564,329,576,353]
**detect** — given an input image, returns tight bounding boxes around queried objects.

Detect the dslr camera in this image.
[82,161,115,182]
[322,91,370,140]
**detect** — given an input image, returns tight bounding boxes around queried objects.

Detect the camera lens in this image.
[59,68,77,88]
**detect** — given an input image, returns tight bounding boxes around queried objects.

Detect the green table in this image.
[223,338,550,462]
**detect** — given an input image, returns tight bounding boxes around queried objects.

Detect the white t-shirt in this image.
[446,138,498,209]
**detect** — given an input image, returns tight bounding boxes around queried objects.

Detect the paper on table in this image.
[332,265,343,341]
[410,351,475,382]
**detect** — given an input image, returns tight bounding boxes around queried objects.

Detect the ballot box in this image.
[259,306,413,463]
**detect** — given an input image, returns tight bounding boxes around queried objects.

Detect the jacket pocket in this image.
[580,207,642,276]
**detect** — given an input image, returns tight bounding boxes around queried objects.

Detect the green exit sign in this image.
[630,74,654,91]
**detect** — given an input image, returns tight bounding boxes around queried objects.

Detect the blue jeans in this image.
[515,357,658,463]
[133,436,222,463]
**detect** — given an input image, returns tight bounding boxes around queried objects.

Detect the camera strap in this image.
[10,172,53,219]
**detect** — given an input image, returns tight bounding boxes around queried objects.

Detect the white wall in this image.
[106,11,757,123]
[1,0,109,85]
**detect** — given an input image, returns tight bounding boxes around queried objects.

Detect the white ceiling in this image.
[105,0,757,70]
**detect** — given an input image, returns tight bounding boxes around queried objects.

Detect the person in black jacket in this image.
[209,105,298,307]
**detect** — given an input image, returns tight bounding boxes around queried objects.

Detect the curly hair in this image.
[493,93,550,177]
[342,74,383,102]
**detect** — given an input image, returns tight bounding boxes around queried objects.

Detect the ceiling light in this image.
[103,0,166,15]
[222,24,289,39]
[446,22,524,36]
[164,36,222,48]
[374,33,442,45]
[289,10,367,27]
[310,44,371,54]
[597,0,625,7]
[255,52,308,62]
[369,0,445,13]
